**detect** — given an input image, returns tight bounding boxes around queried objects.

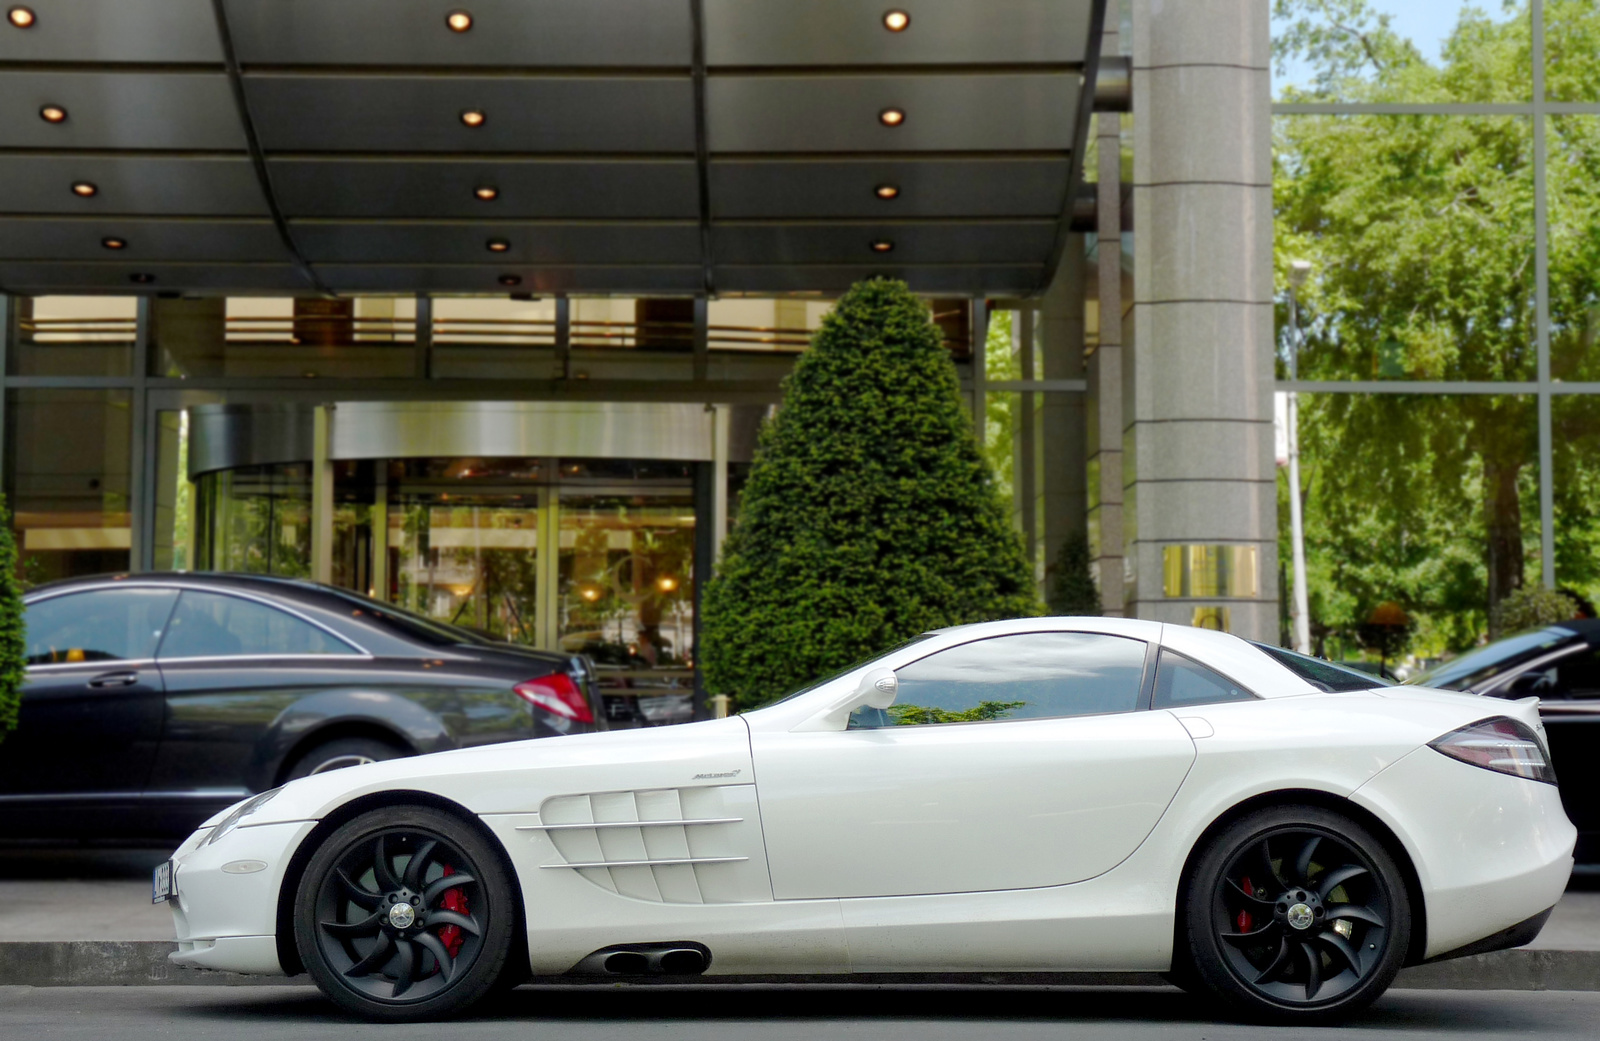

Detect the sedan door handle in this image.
[88,671,139,688]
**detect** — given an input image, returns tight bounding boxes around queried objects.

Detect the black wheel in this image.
[1182,805,1410,1023]
[294,806,516,1021]
[286,737,404,781]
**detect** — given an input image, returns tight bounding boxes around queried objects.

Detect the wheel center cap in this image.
[1286,902,1315,931]
[387,901,416,929]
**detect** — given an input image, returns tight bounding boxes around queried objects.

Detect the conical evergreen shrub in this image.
[701,279,1041,709]
[0,496,25,745]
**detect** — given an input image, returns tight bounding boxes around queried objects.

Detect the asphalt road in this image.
[3,985,1599,1041]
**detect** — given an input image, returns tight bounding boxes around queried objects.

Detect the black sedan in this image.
[1410,619,1600,868]
[0,573,602,842]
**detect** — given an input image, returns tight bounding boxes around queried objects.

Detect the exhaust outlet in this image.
[576,941,712,976]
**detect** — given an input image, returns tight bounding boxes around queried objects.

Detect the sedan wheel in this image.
[1183,805,1410,1023]
[294,806,516,1021]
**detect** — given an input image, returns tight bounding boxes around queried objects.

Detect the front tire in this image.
[1182,805,1411,1024]
[294,806,516,1021]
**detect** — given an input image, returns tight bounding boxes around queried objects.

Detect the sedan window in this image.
[852,631,1147,728]
[158,591,357,659]
[24,587,179,666]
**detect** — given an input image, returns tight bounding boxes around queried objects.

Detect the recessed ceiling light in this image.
[71,181,98,198]
[129,273,156,284]
[498,274,522,286]
[486,237,510,252]
[875,184,901,200]
[39,104,67,123]
[102,237,127,250]
[879,107,905,127]
[7,6,36,28]
[446,10,473,32]
[883,10,910,32]
[460,109,486,127]
[871,239,895,253]
[474,185,499,201]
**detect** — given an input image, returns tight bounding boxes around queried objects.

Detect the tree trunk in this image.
[1483,457,1525,639]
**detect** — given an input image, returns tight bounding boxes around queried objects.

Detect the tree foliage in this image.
[1273,1,1600,656]
[700,279,1041,709]
[0,496,26,745]
[1492,585,1579,636]
[1047,533,1102,616]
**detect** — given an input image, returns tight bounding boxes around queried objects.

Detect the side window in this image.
[24,588,179,666]
[1552,646,1600,699]
[158,591,355,659]
[1152,650,1256,709]
[852,631,1148,728]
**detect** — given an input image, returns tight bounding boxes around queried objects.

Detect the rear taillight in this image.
[1429,717,1556,785]
[515,674,594,724]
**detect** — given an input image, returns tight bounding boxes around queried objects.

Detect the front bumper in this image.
[165,818,317,976]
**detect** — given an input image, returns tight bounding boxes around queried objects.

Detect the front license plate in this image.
[151,860,175,904]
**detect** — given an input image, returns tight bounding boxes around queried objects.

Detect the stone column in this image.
[1088,18,1127,615]
[1127,0,1278,639]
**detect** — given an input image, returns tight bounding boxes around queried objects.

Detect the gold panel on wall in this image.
[1162,545,1259,599]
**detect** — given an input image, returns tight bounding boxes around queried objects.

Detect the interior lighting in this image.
[71,181,98,198]
[878,107,905,127]
[102,237,127,250]
[875,184,900,200]
[486,237,510,252]
[129,273,156,284]
[870,239,894,253]
[460,109,486,127]
[7,6,36,28]
[39,104,67,123]
[474,185,499,201]
[656,575,679,593]
[498,274,521,286]
[883,10,910,32]
[446,10,473,32]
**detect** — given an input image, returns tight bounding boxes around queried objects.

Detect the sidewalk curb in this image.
[1,941,1597,989]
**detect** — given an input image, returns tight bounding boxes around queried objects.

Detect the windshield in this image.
[1252,643,1392,692]
[1408,626,1577,691]
[770,634,937,706]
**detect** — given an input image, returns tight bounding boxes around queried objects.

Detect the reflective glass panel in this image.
[389,492,540,644]
[9,296,136,377]
[24,588,178,666]
[159,590,354,658]
[1545,0,1600,102]
[1151,650,1256,709]
[154,297,417,378]
[1548,116,1600,382]
[194,463,312,578]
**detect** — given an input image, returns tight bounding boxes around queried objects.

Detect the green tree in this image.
[1047,533,1102,616]
[0,497,26,744]
[701,279,1041,709]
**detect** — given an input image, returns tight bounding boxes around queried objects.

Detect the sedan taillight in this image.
[515,674,594,724]
[1429,717,1556,785]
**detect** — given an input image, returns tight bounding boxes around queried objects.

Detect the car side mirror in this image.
[858,668,898,710]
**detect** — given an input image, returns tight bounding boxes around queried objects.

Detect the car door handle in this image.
[88,672,139,688]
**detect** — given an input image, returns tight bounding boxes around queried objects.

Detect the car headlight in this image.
[205,787,283,846]
[1429,717,1557,785]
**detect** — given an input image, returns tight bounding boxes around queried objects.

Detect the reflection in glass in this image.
[1545,1,1600,103]
[9,296,136,377]
[1548,116,1600,383]
[390,493,540,644]
[194,463,311,578]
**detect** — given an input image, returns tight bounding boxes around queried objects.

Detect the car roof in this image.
[25,571,347,609]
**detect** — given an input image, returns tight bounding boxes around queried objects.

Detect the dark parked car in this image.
[0,573,602,842]
[1410,620,1600,868]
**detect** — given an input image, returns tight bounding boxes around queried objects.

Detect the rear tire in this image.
[294,805,517,1021]
[285,736,404,781]
[1182,804,1410,1024]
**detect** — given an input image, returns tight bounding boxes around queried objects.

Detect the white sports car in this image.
[159,618,1575,1023]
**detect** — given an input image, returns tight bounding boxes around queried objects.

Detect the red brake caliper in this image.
[1236,876,1255,932]
[438,864,469,959]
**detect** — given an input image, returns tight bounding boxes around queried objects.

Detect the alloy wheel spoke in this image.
[391,938,417,998]
[1326,903,1385,928]
[414,931,455,983]
[1314,929,1364,977]
[428,910,482,937]
[320,910,382,939]
[1317,863,1370,902]
[423,872,476,906]
[1253,840,1286,891]
[1223,877,1275,910]
[1301,942,1323,1001]
[372,835,401,893]
[1293,836,1322,887]
[402,840,438,890]
[344,932,394,978]
[336,868,383,911]
[1220,922,1279,948]
[1253,937,1295,985]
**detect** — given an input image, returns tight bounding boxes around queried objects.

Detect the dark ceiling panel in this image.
[710,158,1071,218]
[222,0,691,68]
[705,73,1080,153]
[0,156,269,216]
[0,0,223,64]
[291,223,701,265]
[244,75,696,154]
[715,264,1045,295]
[0,72,246,150]
[0,219,289,261]
[0,262,307,292]
[704,0,1093,67]
[712,222,1059,265]
[318,265,705,294]
[268,159,699,218]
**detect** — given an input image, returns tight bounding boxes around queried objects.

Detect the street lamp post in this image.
[1287,260,1313,655]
